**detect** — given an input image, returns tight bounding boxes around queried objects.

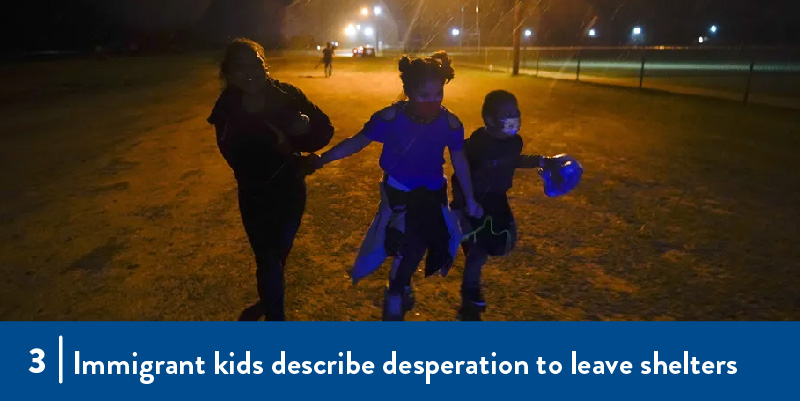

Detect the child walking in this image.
[207,38,334,320]
[452,90,569,321]
[306,51,483,321]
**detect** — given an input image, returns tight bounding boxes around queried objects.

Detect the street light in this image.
[524,29,532,37]
[633,26,642,36]
[357,5,382,54]
[451,28,461,36]
[698,36,704,43]
[710,25,717,34]
[588,28,597,37]
[344,24,356,36]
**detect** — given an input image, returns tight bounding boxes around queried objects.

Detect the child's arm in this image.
[317,132,373,167]
[516,154,546,169]
[315,105,399,168]
[451,149,484,218]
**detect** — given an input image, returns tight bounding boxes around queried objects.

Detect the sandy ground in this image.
[1,55,798,321]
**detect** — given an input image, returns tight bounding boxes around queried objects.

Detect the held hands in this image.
[465,197,484,219]
[294,153,323,177]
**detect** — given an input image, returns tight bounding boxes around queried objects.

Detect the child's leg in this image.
[462,245,489,303]
[390,257,415,312]
[389,238,426,294]
[456,242,489,321]
[384,235,426,320]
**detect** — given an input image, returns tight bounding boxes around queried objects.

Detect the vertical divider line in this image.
[59,335,63,384]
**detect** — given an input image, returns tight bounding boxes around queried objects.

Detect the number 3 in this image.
[29,348,45,373]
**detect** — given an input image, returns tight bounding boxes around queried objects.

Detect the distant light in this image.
[364,27,374,36]
[698,36,704,43]
[588,28,596,37]
[451,28,460,36]
[317,45,321,50]
[344,25,356,36]
[356,24,361,30]
[373,6,382,16]
[524,29,532,37]
[334,41,338,47]
[632,26,641,35]
[710,25,717,33]
[361,7,369,16]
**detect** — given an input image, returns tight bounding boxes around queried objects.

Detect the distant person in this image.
[302,51,483,321]
[451,90,582,320]
[207,38,334,320]
[319,42,334,78]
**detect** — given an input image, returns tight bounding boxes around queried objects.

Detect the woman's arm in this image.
[450,149,484,218]
[273,81,335,152]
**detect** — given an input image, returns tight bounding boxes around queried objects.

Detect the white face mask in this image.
[500,117,521,136]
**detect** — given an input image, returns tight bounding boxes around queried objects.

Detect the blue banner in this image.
[1,323,797,400]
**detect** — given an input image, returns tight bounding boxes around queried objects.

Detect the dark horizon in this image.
[1,0,798,54]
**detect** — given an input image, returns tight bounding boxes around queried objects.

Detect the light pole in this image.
[522,29,532,70]
[374,6,382,54]
[512,0,521,75]
[476,0,481,51]
[359,5,380,54]
[460,5,465,49]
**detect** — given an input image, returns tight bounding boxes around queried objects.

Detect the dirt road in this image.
[1,55,798,320]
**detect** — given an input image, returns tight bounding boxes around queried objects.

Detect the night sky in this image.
[1,0,797,53]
